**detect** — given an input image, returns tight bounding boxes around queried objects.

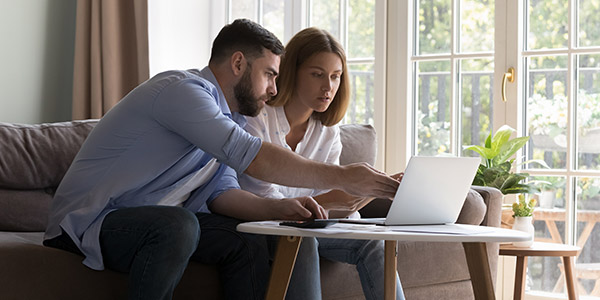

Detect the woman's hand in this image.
[391,172,404,182]
[314,190,373,212]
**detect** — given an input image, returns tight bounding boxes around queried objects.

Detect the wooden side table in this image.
[499,242,581,300]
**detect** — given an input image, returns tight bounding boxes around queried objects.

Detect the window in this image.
[412,0,495,157]
[518,0,600,298]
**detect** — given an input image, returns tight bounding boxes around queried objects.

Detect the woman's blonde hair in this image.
[268,27,350,126]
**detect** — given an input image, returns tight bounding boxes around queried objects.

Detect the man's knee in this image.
[228,231,268,259]
[145,207,201,254]
[195,213,268,259]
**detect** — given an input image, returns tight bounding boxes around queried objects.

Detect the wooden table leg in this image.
[513,256,527,300]
[266,236,303,300]
[563,256,579,300]
[463,242,495,300]
[385,240,398,300]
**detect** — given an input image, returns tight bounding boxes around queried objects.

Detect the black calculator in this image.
[279,219,337,229]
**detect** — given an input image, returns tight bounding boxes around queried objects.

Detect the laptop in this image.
[338,156,480,226]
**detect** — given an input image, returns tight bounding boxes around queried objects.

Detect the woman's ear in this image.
[230,51,246,76]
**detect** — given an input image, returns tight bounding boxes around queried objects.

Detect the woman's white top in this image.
[239,105,342,199]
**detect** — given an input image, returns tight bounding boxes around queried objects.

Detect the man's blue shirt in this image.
[44,67,262,270]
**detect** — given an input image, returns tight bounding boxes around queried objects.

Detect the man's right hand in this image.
[337,163,400,199]
[271,196,327,220]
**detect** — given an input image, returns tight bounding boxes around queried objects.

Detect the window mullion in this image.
[566,0,576,247]
[449,0,458,155]
[257,0,263,25]
[384,0,413,172]
[340,0,348,50]
[284,0,307,43]
[226,0,232,22]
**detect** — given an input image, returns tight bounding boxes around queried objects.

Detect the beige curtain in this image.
[72,0,149,119]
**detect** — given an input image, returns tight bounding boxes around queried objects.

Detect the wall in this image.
[0,0,76,124]
[0,0,219,124]
[148,0,218,77]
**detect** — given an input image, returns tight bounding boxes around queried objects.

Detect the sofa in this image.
[0,119,503,300]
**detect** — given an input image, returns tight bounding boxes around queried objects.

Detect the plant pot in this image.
[539,190,555,208]
[512,216,534,247]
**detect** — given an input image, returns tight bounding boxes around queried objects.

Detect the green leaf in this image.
[491,125,515,154]
[471,165,487,186]
[463,145,495,160]
[503,186,531,195]
[503,184,531,195]
[484,131,492,149]
[481,166,503,183]
[493,136,530,166]
[496,161,512,173]
[500,173,526,191]
[504,183,540,194]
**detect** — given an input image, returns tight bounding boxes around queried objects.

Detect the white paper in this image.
[384,224,495,235]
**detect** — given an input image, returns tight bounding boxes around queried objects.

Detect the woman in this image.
[239,27,405,300]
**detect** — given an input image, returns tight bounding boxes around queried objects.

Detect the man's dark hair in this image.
[209,19,284,64]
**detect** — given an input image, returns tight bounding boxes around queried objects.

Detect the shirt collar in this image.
[273,105,291,135]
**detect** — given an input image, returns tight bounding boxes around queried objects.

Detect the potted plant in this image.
[463,125,547,195]
[511,195,536,247]
[536,176,562,208]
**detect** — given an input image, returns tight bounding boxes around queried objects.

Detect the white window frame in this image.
[384,0,413,173]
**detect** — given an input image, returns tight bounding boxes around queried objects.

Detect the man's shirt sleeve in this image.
[151,78,262,174]
[207,166,241,208]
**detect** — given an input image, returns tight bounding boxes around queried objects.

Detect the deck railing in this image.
[347,68,599,159]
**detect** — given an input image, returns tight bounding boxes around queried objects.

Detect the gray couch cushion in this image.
[0,119,98,189]
[339,124,377,166]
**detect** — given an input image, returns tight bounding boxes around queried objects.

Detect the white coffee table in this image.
[237,221,530,300]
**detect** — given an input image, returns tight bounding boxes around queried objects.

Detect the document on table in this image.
[384,224,495,235]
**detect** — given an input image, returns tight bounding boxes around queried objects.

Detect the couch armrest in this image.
[0,119,98,189]
[455,186,503,226]
[470,186,503,228]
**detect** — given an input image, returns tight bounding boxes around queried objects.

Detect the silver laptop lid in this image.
[384,156,480,225]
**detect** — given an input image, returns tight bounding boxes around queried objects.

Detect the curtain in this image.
[72,0,149,119]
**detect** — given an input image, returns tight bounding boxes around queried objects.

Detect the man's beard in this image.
[233,66,265,117]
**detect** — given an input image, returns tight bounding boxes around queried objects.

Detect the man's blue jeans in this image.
[45,206,270,300]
